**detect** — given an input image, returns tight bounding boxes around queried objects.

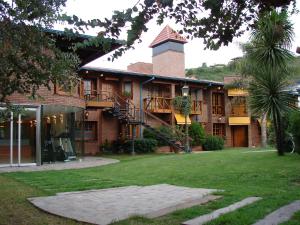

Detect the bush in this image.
[188,122,206,146]
[289,111,300,153]
[143,125,176,146]
[123,138,158,154]
[203,135,224,151]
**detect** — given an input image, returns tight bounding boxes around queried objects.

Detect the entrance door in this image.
[232,125,248,147]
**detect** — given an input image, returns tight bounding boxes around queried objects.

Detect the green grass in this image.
[1,148,300,225]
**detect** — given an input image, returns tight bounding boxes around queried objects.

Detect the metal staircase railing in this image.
[87,91,191,152]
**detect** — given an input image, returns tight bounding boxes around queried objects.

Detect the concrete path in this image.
[182,197,262,225]
[29,184,220,225]
[0,157,119,173]
[253,200,300,225]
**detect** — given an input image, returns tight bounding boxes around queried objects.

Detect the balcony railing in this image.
[212,105,225,115]
[144,97,172,113]
[191,100,202,114]
[84,90,115,102]
[230,105,248,117]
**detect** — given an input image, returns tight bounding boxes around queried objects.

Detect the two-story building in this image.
[80,25,261,154]
[0,25,261,167]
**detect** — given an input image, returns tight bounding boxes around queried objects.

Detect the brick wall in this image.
[6,84,85,108]
[152,51,185,78]
[127,62,153,74]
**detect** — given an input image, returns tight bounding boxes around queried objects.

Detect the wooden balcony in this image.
[85,91,114,108]
[144,97,172,113]
[230,105,248,117]
[212,105,225,115]
[191,100,202,115]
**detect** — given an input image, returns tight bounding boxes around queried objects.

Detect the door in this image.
[102,81,117,100]
[232,125,248,147]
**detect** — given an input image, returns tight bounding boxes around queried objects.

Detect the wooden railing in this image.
[84,90,114,102]
[143,97,172,113]
[230,105,248,117]
[191,100,202,114]
[212,105,225,115]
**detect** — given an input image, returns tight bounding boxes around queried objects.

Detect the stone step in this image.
[253,200,300,225]
[182,197,262,225]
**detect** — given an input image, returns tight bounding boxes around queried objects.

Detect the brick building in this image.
[81,25,261,154]
[0,26,261,167]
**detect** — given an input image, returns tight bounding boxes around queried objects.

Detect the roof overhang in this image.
[45,29,123,66]
[80,66,224,86]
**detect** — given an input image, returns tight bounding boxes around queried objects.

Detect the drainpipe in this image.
[140,76,155,137]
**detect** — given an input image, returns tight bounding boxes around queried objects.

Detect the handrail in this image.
[143,97,172,111]
[144,111,192,141]
[230,104,248,117]
[84,90,114,102]
[212,105,224,115]
[191,100,202,114]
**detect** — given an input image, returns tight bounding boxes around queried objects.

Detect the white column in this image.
[18,114,21,166]
[10,112,13,166]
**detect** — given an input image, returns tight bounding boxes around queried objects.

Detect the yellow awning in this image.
[228,88,249,96]
[229,117,250,125]
[175,113,191,125]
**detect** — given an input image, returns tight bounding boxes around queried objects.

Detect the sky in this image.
[61,0,300,70]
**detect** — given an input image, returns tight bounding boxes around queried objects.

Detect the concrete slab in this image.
[0,157,119,173]
[29,184,220,225]
[253,200,300,225]
[182,197,262,225]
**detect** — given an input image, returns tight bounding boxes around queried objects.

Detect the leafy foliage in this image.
[186,63,237,81]
[0,0,297,101]
[243,10,296,155]
[123,138,158,153]
[143,125,176,146]
[288,111,300,153]
[172,96,191,116]
[203,135,224,151]
[0,0,80,102]
[188,122,206,146]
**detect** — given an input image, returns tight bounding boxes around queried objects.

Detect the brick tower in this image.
[149,25,187,78]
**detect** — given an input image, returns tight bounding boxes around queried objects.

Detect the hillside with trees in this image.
[186,56,300,82]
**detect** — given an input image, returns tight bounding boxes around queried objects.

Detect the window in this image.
[84,122,97,141]
[124,81,132,97]
[212,93,225,115]
[213,123,225,137]
[84,80,92,95]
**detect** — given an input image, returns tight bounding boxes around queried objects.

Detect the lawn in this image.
[1,148,300,225]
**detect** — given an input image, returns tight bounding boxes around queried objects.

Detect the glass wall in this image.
[0,107,38,166]
[0,108,10,165]
[42,105,84,164]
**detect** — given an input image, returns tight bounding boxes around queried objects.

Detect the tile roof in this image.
[149,25,187,48]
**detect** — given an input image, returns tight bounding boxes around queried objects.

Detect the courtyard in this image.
[0,148,300,225]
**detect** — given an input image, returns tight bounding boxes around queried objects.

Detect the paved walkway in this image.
[253,200,300,225]
[29,184,220,225]
[0,157,119,173]
[182,197,262,225]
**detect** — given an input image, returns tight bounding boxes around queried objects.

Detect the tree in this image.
[244,10,296,155]
[0,0,296,102]
[0,0,79,102]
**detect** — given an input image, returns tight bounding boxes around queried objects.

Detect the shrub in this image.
[123,138,158,154]
[143,125,176,146]
[288,111,300,153]
[203,135,224,151]
[188,122,206,146]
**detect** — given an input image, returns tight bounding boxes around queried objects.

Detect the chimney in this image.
[149,25,187,78]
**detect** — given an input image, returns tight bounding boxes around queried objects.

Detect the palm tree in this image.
[244,10,295,155]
